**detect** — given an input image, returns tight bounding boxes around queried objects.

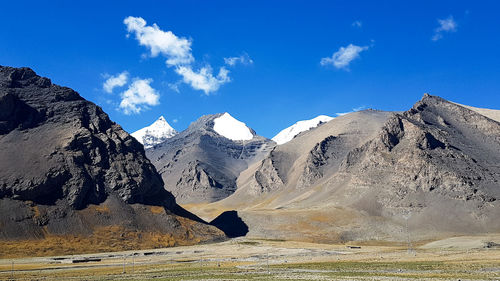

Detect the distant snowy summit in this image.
[272,115,334,145]
[131,116,177,149]
[213,113,254,141]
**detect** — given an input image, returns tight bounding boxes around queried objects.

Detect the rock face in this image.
[190,95,500,243]
[0,66,224,252]
[0,66,172,209]
[235,110,391,196]
[340,94,500,212]
[147,113,275,204]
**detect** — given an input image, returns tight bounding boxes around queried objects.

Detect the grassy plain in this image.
[1,235,499,280]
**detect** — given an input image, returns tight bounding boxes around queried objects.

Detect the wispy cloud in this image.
[336,106,367,116]
[224,53,254,66]
[432,16,457,41]
[103,71,129,93]
[352,20,362,28]
[119,78,160,115]
[124,16,231,94]
[320,44,369,70]
[168,81,181,93]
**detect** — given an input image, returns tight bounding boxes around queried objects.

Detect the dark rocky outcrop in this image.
[0,66,224,253]
[0,66,173,210]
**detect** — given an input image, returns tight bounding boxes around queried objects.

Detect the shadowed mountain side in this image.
[0,66,225,257]
[210,210,249,238]
[183,95,500,243]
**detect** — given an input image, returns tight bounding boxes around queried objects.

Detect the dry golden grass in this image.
[0,226,184,259]
[31,204,40,218]
[90,204,111,214]
[149,205,164,214]
[0,202,224,259]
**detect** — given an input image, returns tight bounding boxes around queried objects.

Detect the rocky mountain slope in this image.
[0,66,224,255]
[147,113,275,204]
[187,95,500,243]
[454,103,500,123]
[131,116,177,149]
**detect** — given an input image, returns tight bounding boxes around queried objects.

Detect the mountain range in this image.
[2,65,500,255]
[182,94,500,243]
[132,113,336,204]
[128,92,500,244]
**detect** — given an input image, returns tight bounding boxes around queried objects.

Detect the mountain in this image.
[146,112,275,204]
[0,66,224,256]
[131,116,177,149]
[187,95,500,243]
[272,115,333,145]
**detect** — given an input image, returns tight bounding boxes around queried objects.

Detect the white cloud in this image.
[352,20,362,28]
[124,16,194,66]
[175,66,230,95]
[432,16,457,41]
[119,78,160,114]
[224,53,254,66]
[103,71,129,93]
[352,106,367,111]
[124,16,234,94]
[320,44,369,70]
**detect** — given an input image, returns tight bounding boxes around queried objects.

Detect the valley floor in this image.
[0,235,499,280]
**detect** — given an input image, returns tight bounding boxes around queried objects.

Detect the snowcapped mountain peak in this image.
[272,115,334,145]
[213,113,254,141]
[131,116,177,149]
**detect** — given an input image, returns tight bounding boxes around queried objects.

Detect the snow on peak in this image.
[131,116,177,149]
[213,113,254,141]
[272,115,334,145]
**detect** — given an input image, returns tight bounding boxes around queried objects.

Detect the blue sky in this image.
[1,1,499,138]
